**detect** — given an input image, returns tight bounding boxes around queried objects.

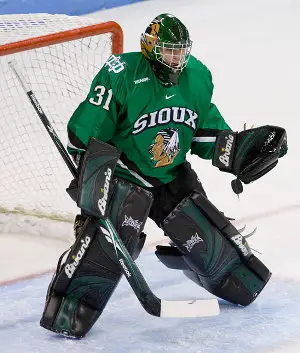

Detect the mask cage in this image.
[153,41,192,72]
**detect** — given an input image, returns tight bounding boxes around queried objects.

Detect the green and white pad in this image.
[40,139,153,338]
[162,192,271,306]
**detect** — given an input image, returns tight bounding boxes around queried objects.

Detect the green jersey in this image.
[67,52,231,187]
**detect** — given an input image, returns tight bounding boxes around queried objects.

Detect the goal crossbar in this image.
[0,21,123,56]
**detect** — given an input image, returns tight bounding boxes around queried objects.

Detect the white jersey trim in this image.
[117,160,154,188]
[67,140,86,151]
[192,137,216,143]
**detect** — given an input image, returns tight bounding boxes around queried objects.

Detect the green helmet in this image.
[141,14,192,86]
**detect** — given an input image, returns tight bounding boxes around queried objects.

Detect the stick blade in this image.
[160,299,220,318]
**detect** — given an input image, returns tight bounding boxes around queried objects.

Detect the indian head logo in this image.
[149,128,180,167]
[141,21,160,59]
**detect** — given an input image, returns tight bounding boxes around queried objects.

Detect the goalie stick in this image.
[9,59,220,318]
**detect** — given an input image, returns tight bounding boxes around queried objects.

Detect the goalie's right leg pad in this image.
[161,193,271,306]
[40,179,153,338]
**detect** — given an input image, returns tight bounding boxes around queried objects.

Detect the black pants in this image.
[146,161,207,227]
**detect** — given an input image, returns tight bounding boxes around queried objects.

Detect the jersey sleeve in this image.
[191,103,231,159]
[191,65,231,160]
[67,57,126,156]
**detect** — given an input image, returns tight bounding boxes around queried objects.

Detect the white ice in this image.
[0,0,300,352]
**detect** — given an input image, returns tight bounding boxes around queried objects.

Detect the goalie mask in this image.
[141,13,192,86]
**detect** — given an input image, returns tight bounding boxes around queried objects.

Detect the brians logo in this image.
[64,236,91,278]
[219,134,234,167]
[98,167,112,216]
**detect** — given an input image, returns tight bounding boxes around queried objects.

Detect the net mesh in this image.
[0,14,117,221]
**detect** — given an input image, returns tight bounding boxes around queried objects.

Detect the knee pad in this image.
[161,192,271,306]
[108,178,152,255]
[40,179,153,338]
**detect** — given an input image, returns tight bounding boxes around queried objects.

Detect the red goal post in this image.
[0,14,123,223]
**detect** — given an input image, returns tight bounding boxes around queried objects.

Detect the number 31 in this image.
[89,85,113,110]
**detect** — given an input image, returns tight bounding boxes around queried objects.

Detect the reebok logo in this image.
[30,92,44,114]
[119,258,131,278]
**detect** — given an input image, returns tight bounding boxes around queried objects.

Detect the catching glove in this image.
[213,125,287,192]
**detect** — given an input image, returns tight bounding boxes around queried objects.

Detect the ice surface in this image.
[1,253,300,353]
[1,0,300,351]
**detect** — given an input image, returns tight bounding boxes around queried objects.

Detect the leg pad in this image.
[161,193,271,306]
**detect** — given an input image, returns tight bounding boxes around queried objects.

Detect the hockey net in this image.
[0,14,123,225]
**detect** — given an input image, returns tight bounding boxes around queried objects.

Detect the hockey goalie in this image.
[40,13,288,338]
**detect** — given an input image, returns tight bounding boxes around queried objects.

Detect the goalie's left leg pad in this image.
[40,218,147,338]
[162,195,271,306]
[40,217,109,338]
[40,180,153,338]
